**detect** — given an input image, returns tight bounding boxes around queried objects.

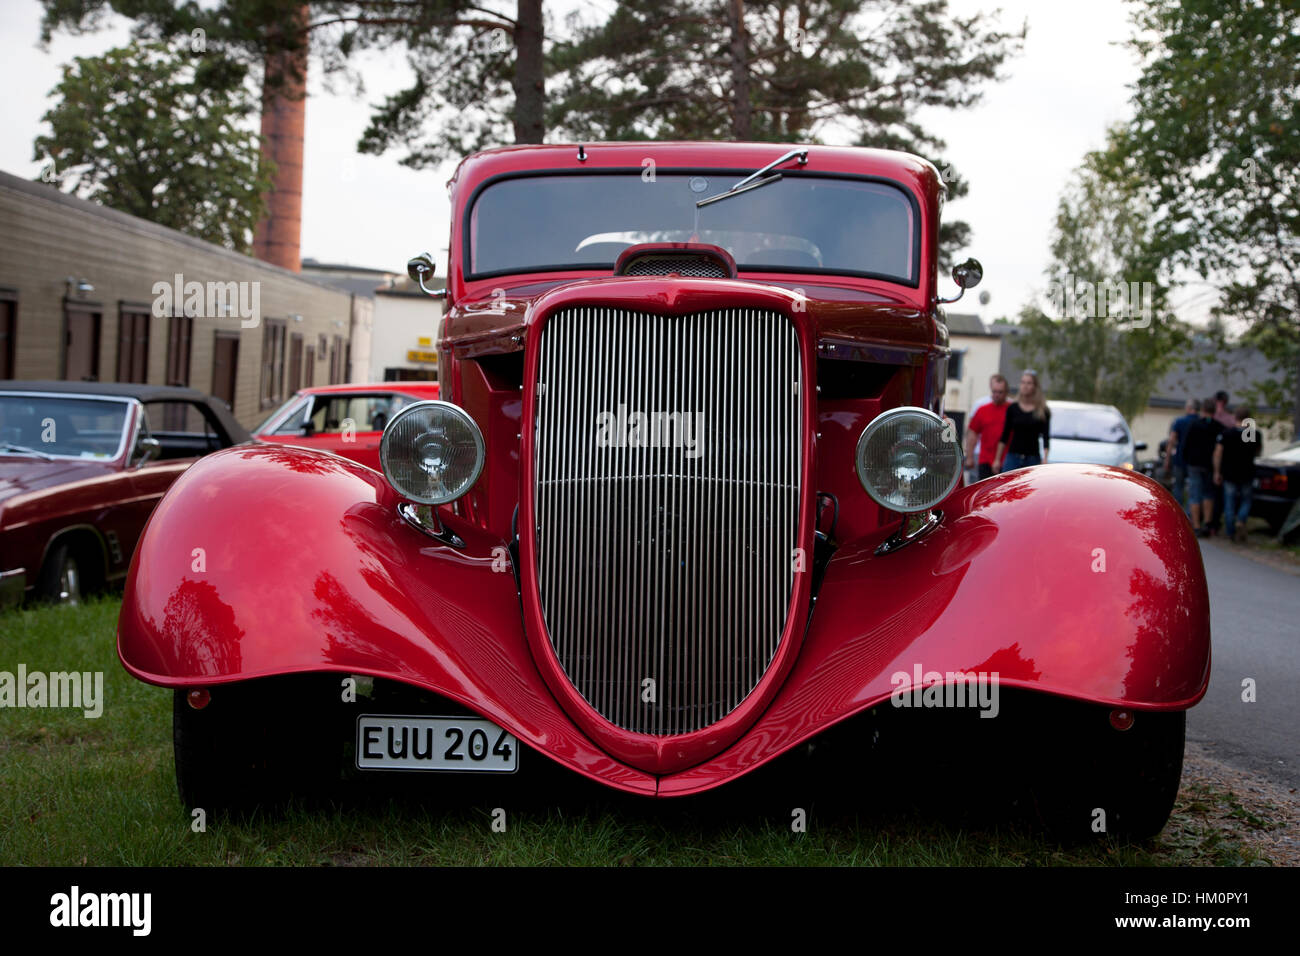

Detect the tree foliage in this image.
[33,41,273,253]
[1116,0,1300,430]
[546,0,1024,263]
[1013,139,1187,423]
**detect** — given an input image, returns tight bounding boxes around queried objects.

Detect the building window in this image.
[63,302,102,382]
[948,348,965,380]
[329,334,345,385]
[288,332,303,394]
[116,306,150,383]
[304,345,315,387]
[260,319,287,408]
[166,314,193,387]
[0,289,16,380]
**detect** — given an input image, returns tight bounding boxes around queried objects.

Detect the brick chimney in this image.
[252,9,308,272]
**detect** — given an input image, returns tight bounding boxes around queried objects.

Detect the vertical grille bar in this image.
[535,307,802,735]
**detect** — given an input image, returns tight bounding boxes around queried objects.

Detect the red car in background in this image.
[253,383,440,471]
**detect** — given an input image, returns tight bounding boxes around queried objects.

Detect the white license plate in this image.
[356,714,518,772]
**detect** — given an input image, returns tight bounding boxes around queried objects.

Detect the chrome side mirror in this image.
[939,258,983,304]
[407,252,446,298]
[133,436,161,468]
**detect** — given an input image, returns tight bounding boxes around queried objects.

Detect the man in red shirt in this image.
[963,373,1010,481]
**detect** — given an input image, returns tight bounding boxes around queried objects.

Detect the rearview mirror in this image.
[952,258,983,289]
[406,252,445,298]
[133,436,161,468]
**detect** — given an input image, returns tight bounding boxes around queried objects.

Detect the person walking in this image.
[963,373,1010,481]
[1213,406,1261,543]
[1209,390,1235,534]
[995,370,1050,473]
[1182,398,1224,537]
[1164,398,1199,514]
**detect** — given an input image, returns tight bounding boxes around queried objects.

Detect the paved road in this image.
[1187,540,1300,789]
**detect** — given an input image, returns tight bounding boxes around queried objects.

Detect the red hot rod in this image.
[117,143,1210,838]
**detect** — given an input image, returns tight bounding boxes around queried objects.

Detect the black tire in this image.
[173,676,346,817]
[36,540,88,604]
[1028,703,1185,842]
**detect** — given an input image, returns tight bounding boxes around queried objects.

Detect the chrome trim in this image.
[534,306,802,735]
[875,509,943,555]
[397,502,466,548]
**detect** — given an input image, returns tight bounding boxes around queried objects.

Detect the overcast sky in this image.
[0,0,1175,323]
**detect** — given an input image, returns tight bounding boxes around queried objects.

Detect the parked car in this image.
[1251,441,1300,535]
[254,383,441,470]
[0,381,249,607]
[117,144,1210,838]
[1047,400,1146,469]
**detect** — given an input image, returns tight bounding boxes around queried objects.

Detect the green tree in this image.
[546,0,1025,262]
[1014,140,1187,423]
[1116,0,1299,432]
[37,0,550,165]
[33,42,273,253]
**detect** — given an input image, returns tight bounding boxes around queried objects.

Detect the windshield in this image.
[468,173,917,283]
[0,394,132,460]
[1051,406,1130,443]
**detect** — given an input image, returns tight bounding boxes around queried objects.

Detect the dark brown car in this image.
[0,381,249,607]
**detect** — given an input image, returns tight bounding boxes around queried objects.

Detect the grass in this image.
[0,596,1284,866]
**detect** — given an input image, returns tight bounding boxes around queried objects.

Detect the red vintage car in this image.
[117,144,1210,838]
[1,381,249,607]
[253,383,441,471]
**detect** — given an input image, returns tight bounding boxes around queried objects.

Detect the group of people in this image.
[1164,392,1261,541]
[962,370,1051,479]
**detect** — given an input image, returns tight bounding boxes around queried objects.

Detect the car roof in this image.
[1050,400,1124,414]
[0,379,211,402]
[0,379,251,443]
[294,383,441,396]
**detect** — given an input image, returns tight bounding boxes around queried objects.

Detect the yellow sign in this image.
[407,349,438,364]
[417,336,433,347]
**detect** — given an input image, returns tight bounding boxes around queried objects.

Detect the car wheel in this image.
[37,541,86,605]
[1028,703,1185,842]
[173,676,345,817]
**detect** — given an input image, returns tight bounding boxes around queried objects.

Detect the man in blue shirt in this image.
[1164,398,1198,515]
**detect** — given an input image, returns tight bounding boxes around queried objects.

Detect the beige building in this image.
[942,311,1005,429]
[0,171,356,427]
[301,260,443,382]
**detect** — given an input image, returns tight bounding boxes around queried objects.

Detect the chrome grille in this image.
[534,307,802,735]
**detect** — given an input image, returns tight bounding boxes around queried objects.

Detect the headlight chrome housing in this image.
[855,406,962,513]
[380,400,484,505]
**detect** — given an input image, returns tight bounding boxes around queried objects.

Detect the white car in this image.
[1048,400,1146,469]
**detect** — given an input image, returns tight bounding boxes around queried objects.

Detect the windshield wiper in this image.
[0,441,55,460]
[696,148,808,208]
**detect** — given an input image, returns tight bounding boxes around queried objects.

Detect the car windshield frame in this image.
[463,167,923,288]
[0,391,135,462]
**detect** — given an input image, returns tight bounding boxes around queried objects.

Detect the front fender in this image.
[116,443,655,795]
[661,463,1211,795]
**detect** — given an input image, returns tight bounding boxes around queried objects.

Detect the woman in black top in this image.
[995,370,1050,472]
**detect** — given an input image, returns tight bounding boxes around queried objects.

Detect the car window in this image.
[142,400,212,435]
[1050,406,1129,443]
[307,395,409,434]
[269,399,310,435]
[0,394,130,459]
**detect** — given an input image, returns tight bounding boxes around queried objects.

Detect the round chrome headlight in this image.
[855,406,962,513]
[380,400,484,505]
